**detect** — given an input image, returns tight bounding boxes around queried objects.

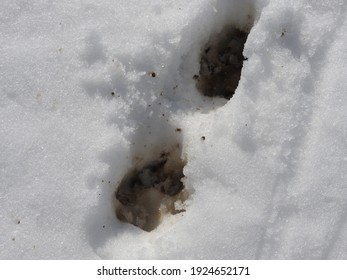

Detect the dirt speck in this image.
[149,71,156,78]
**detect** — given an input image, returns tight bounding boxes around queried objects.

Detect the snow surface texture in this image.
[1,0,347,259]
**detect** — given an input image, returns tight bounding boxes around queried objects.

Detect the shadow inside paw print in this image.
[82,31,107,66]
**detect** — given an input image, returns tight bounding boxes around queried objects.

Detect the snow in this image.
[1,0,346,259]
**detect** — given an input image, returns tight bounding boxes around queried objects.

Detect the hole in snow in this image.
[114,145,187,232]
[195,25,250,99]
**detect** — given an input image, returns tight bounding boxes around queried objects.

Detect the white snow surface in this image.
[1,0,347,259]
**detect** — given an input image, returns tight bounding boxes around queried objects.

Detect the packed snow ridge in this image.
[1,0,347,259]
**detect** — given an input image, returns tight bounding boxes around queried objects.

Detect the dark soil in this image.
[196,26,249,99]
